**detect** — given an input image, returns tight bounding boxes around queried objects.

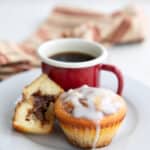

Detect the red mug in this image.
[38,39,124,95]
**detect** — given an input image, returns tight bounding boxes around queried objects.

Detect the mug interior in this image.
[38,38,107,68]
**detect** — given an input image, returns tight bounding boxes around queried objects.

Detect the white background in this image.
[0,0,150,86]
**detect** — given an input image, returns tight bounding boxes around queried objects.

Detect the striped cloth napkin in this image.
[0,5,146,80]
[0,41,40,80]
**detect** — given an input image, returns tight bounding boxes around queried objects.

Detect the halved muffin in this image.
[13,74,63,134]
[55,85,127,148]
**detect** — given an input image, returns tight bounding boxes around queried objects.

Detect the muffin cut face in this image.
[13,74,64,134]
[26,91,57,124]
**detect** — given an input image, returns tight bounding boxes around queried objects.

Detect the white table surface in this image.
[0,0,150,87]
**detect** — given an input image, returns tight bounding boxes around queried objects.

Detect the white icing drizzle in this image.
[60,85,123,149]
[92,122,100,150]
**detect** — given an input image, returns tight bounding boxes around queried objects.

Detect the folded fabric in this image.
[0,41,39,66]
[0,42,40,80]
[0,64,32,80]
[20,5,146,53]
[68,5,146,44]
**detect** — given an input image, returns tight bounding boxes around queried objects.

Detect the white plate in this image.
[0,69,150,150]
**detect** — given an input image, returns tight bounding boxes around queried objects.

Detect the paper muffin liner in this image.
[59,120,122,148]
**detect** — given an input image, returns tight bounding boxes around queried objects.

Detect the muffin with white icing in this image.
[54,85,127,149]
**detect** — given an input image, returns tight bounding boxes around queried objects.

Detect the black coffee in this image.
[50,52,95,62]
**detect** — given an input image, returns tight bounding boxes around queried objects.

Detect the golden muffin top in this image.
[59,85,126,122]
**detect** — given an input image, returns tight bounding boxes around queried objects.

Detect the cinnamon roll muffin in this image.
[54,85,127,149]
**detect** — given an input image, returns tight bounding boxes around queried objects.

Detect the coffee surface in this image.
[50,52,95,62]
